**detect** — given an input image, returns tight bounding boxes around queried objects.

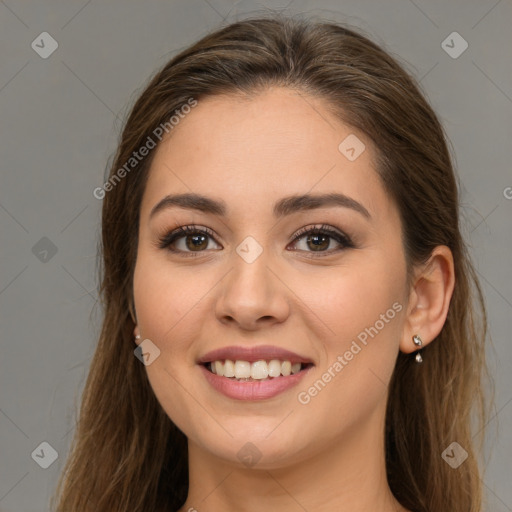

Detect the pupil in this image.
[308,234,328,251]
[187,234,207,250]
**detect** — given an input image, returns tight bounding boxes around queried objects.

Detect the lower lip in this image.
[199,364,313,400]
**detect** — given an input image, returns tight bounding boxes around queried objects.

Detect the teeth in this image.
[223,359,235,377]
[291,362,301,374]
[251,360,268,379]
[234,360,251,379]
[208,359,306,379]
[214,360,224,377]
[268,359,282,377]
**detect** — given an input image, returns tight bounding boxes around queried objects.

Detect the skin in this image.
[132,87,454,512]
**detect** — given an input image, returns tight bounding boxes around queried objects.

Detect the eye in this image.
[288,224,354,256]
[157,225,220,256]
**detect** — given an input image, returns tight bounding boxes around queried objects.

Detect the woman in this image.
[53,14,492,512]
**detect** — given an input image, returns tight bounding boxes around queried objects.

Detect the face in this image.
[133,87,410,469]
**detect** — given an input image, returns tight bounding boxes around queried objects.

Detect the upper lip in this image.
[197,345,314,365]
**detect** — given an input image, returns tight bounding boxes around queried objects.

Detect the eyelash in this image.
[156,224,355,258]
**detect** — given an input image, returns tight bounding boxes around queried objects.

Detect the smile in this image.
[199,361,314,400]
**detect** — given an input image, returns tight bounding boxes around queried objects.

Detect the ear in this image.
[400,245,455,354]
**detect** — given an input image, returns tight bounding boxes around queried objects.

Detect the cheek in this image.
[132,253,215,430]
[133,252,203,346]
[301,259,405,343]
[295,259,405,408]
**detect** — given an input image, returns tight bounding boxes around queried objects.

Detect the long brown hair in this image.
[52,14,494,512]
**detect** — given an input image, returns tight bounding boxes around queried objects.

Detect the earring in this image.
[135,334,141,343]
[412,334,423,363]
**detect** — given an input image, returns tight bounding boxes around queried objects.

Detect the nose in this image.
[215,246,290,331]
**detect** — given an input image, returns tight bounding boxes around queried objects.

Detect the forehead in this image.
[140,87,392,222]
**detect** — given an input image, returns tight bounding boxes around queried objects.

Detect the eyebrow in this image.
[149,192,371,220]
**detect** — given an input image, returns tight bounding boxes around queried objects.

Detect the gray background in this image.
[0,1,510,511]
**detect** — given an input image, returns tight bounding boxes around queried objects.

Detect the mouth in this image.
[197,346,315,400]
[199,355,315,401]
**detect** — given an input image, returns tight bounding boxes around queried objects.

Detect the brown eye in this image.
[158,226,221,254]
[184,233,209,251]
[289,225,354,255]
[304,233,330,251]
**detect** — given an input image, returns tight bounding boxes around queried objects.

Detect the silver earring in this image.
[135,334,141,342]
[412,334,423,363]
